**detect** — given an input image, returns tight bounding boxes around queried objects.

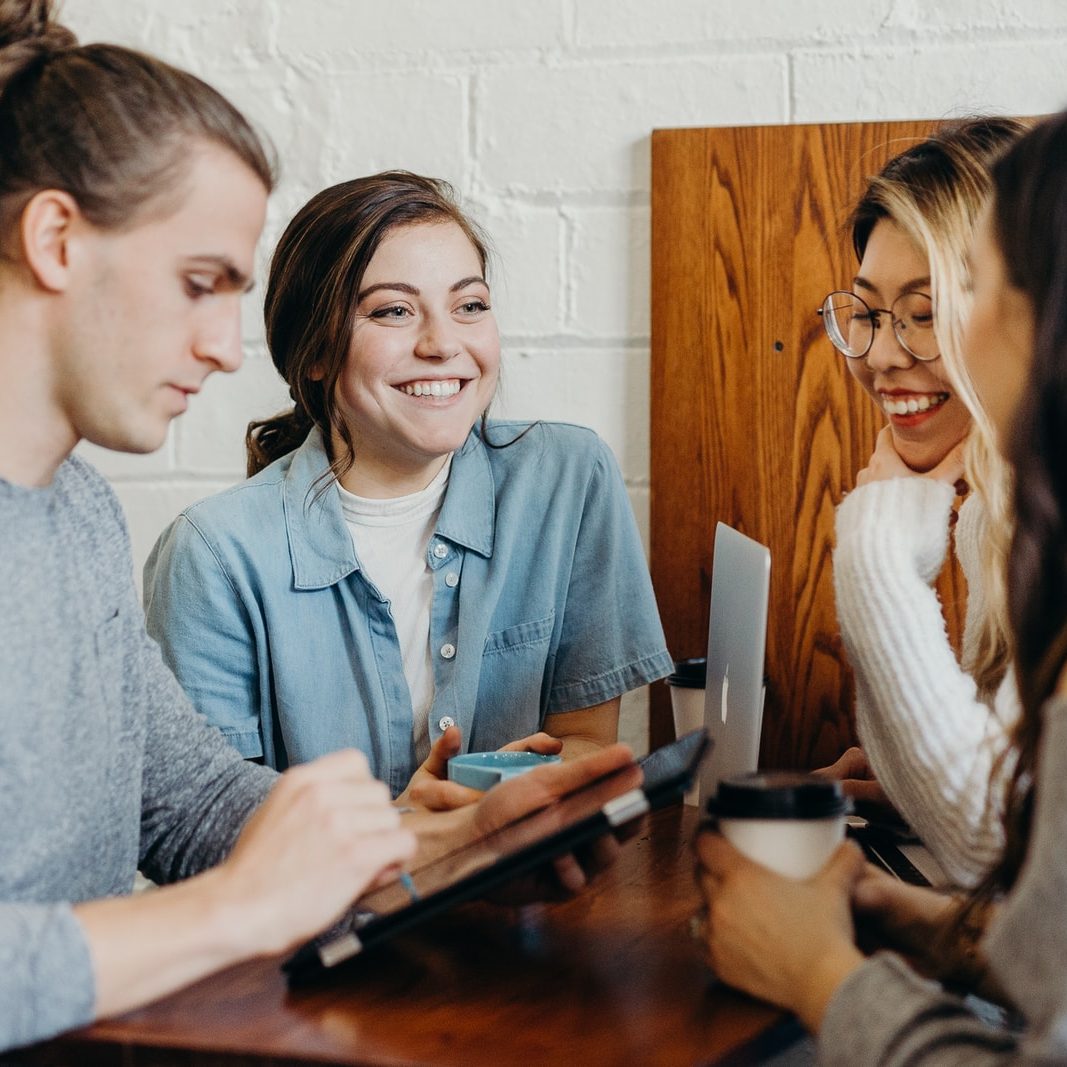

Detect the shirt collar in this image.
[435,430,495,558]
[282,428,359,590]
[282,427,497,588]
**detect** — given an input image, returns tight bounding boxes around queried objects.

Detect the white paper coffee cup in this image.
[707,772,850,879]
[667,658,706,805]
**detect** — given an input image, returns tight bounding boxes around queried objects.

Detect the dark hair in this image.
[248,171,493,479]
[973,111,1067,899]
[0,0,274,247]
[849,117,1027,260]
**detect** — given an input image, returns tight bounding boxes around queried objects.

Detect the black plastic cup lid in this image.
[667,657,707,689]
[706,772,851,819]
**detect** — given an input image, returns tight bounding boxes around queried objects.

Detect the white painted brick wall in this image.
[60,0,1067,754]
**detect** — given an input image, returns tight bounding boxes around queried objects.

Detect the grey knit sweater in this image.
[0,456,276,1053]
[820,695,1067,1063]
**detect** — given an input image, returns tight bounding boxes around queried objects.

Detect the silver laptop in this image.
[697,522,771,806]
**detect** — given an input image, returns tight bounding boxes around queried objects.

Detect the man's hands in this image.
[76,749,416,1022]
[218,749,416,957]
[396,726,564,811]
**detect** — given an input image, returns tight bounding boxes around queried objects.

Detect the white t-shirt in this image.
[337,458,451,764]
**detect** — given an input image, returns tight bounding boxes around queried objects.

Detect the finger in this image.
[929,441,967,484]
[873,425,896,452]
[344,828,418,882]
[500,732,564,755]
[410,778,484,811]
[283,747,373,786]
[694,830,756,877]
[814,747,870,781]
[852,868,899,912]
[281,777,396,822]
[524,742,635,796]
[821,840,867,888]
[839,779,886,804]
[419,726,464,780]
[551,853,589,895]
[572,831,622,880]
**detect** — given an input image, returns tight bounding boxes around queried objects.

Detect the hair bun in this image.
[0,0,76,82]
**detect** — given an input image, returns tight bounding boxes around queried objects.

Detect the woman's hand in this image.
[395,726,565,812]
[852,863,957,961]
[811,746,894,812]
[857,426,967,489]
[404,742,639,899]
[695,832,866,1031]
[471,742,638,897]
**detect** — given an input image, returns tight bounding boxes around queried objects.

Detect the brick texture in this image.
[60,0,1067,753]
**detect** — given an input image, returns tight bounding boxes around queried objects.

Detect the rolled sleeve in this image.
[547,440,672,712]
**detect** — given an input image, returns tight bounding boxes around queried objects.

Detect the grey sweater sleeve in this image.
[819,696,1067,1063]
[819,954,1017,1065]
[0,905,95,1052]
[135,621,276,884]
[0,458,276,1052]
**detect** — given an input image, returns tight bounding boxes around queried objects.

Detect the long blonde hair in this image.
[849,118,1028,695]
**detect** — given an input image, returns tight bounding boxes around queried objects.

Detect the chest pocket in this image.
[477,611,556,742]
[483,611,555,657]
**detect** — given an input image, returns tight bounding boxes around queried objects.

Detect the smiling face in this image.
[331,220,501,496]
[962,208,1035,454]
[55,144,267,455]
[845,219,972,472]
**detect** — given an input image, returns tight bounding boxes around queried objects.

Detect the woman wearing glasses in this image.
[697,105,1067,1065]
[818,118,1026,887]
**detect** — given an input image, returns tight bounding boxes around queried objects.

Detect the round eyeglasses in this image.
[818,290,939,362]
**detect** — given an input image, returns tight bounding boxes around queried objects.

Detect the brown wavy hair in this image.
[974,111,1067,902]
[247,171,492,480]
[0,0,273,247]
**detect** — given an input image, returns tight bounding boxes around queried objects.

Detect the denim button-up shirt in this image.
[144,421,672,796]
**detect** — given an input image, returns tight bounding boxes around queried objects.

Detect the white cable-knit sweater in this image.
[834,478,1017,887]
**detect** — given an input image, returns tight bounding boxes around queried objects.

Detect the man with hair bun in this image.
[0,1,633,1052]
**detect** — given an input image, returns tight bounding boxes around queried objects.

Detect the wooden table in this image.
[25,806,798,1067]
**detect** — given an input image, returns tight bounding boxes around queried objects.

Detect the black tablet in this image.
[283,728,711,986]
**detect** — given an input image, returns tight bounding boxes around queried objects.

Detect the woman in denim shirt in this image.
[144,172,673,807]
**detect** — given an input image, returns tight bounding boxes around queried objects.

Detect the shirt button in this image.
[432,542,448,559]
[445,571,459,588]
[438,716,456,731]
[440,643,456,660]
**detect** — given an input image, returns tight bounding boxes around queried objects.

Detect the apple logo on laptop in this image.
[720,664,729,724]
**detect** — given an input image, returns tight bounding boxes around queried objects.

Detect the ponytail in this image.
[245,406,315,477]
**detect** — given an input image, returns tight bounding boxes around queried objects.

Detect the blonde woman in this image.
[698,105,1067,1063]
[823,118,1025,886]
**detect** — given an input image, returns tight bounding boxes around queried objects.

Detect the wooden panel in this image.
[650,121,967,768]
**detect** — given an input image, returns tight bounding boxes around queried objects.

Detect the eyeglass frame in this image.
[816,289,940,363]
